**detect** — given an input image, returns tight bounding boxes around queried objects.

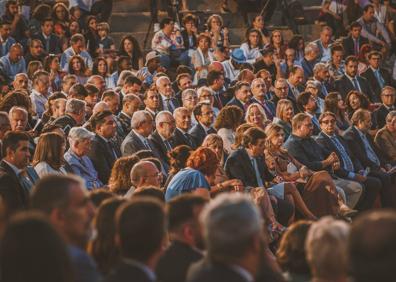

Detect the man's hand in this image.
[354,174,367,183]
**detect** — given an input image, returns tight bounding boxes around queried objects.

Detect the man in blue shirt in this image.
[60,33,92,71]
[0,42,25,83]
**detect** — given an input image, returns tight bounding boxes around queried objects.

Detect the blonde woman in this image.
[273,99,294,139]
[245,103,270,129]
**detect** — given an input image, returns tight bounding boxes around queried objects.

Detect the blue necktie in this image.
[375,69,385,89]
[352,78,361,92]
[331,136,354,171]
[360,133,380,166]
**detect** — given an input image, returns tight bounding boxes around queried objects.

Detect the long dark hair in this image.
[118,35,143,70]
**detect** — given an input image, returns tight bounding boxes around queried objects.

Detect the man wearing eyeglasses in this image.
[373,86,396,129]
[316,111,381,211]
[127,160,162,196]
[273,78,298,112]
[284,113,363,209]
[24,38,45,65]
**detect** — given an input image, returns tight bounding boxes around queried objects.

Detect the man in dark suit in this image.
[173,107,197,149]
[189,102,217,146]
[335,56,376,102]
[186,193,267,282]
[373,86,396,129]
[313,63,334,98]
[207,70,230,109]
[0,131,39,215]
[225,127,293,225]
[250,78,276,120]
[284,113,363,208]
[174,73,193,106]
[143,88,161,119]
[156,76,180,113]
[342,21,369,57]
[272,78,298,112]
[149,111,176,172]
[296,91,321,136]
[226,81,252,113]
[117,94,142,136]
[156,195,206,282]
[300,43,319,79]
[361,51,392,103]
[33,18,62,54]
[104,198,166,282]
[121,110,157,156]
[286,66,305,103]
[87,110,121,184]
[342,109,396,207]
[316,112,381,210]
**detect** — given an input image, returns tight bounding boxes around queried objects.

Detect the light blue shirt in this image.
[0,54,26,82]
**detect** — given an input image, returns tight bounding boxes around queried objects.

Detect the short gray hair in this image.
[92,101,110,115]
[68,126,95,147]
[65,98,86,115]
[200,193,262,263]
[197,86,214,99]
[87,75,104,84]
[305,216,350,280]
[155,110,173,125]
[131,110,152,129]
[181,88,197,100]
[305,42,319,56]
[155,76,170,88]
[173,106,189,118]
[386,110,396,122]
[117,70,134,87]
[313,62,328,75]
[9,106,28,117]
[123,94,141,105]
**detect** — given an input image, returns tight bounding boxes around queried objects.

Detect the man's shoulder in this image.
[187,259,247,282]
[104,261,151,282]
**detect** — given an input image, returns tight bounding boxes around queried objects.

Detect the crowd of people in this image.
[0,0,396,281]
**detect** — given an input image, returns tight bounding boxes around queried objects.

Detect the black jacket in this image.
[189,123,216,147]
[334,75,376,102]
[342,126,386,170]
[173,128,197,149]
[149,130,175,170]
[315,131,364,178]
[361,67,392,102]
[342,35,369,57]
[52,114,77,136]
[33,32,62,54]
[225,148,273,187]
[373,104,395,129]
[156,241,203,282]
[0,161,39,214]
[87,134,121,184]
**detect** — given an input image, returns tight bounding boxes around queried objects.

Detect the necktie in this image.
[331,136,354,171]
[143,138,151,150]
[164,139,172,151]
[352,78,361,92]
[207,127,216,134]
[18,170,33,195]
[45,38,50,52]
[184,133,192,147]
[311,115,320,130]
[251,158,264,187]
[165,98,174,112]
[354,38,359,56]
[214,93,223,109]
[360,133,381,166]
[108,141,118,159]
[375,69,385,89]
[321,83,328,96]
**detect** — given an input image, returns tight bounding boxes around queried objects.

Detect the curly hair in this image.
[118,35,143,70]
[108,155,140,195]
[345,90,369,118]
[186,147,218,177]
[168,145,193,175]
[214,105,244,130]
[68,55,87,76]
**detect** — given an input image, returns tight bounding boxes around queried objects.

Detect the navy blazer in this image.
[0,161,39,214]
[342,126,386,170]
[251,97,276,120]
[361,67,392,102]
[104,261,153,282]
[87,134,120,184]
[226,97,246,113]
[34,33,62,54]
[173,128,197,149]
[149,130,175,169]
[335,75,376,102]
[189,123,216,147]
[373,104,394,129]
[315,131,364,179]
[342,35,369,57]
[224,148,273,187]
[284,134,330,172]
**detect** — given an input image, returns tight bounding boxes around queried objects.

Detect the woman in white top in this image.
[33,132,68,177]
[191,33,214,83]
[240,28,264,65]
[213,105,244,154]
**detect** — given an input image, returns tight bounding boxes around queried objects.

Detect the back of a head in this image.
[349,210,396,282]
[116,198,165,262]
[305,217,350,281]
[0,212,73,282]
[30,175,83,214]
[200,193,262,263]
